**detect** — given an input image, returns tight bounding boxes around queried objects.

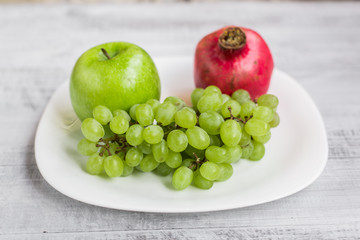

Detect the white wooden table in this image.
[1,2,359,239]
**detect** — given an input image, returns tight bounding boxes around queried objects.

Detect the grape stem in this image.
[97,141,112,156]
[193,152,200,161]
[188,163,197,171]
[96,134,129,157]
[115,137,130,154]
[188,152,207,171]
[227,106,247,123]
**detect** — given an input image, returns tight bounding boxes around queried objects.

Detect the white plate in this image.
[35,57,328,213]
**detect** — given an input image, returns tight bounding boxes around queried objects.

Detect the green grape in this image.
[129,104,139,121]
[252,106,274,123]
[184,144,205,160]
[109,116,129,134]
[81,118,105,142]
[86,153,104,175]
[269,112,280,128]
[221,94,231,104]
[220,120,242,147]
[152,139,169,163]
[143,125,164,144]
[204,85,221,95]
[117,151,125,160]
[241,141,254,159]
[232,89,250,104]
[135,165,143,172]
[244,119,270,137]
[164,96,186,110]
[200,162,220,181]
[146,99,161,115]
[174,107,197,129]
[172,166,194,190]
[253,132,271,144]
[223,145,242,163]
[182,158,194,168]
[198,111,224,135]
[216,163,233,181]
[205,146,227,163]
[221,99,241,118]
[209,134,222,147]
[125,124,144,146]
[154,162,173,176]
[186,126,210,150]
[155,102,177,126]
[187,107,197,114]
[240,101,256,120]
[136,104,154,126]
[167,129,188,152]
[121,162,134,177]
[139,141,152,154]
[113,109,131,122]
[104,155,124,177]
[140,154,159,172]
[249,140,265,161]
[193,170,213,190]
[77,138,98,156]
[197,92,222,113]
[93,105,113,125]
[191,88,204,112]
[125,147,143,167]
[257,94,279,110]
[239,128,251,147]
[165,150,182,168]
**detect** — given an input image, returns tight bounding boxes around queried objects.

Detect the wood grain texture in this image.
[0,2,360,239]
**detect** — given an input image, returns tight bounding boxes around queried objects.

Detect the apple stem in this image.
[101,48,111,60]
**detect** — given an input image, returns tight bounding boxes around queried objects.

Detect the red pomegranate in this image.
[194,26,274,99]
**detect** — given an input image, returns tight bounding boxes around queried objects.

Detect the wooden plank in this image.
[1,225,360,240]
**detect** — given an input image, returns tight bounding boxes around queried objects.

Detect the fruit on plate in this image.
[70,42,161,121]
[194,26,273,99]
[77,85,280,191]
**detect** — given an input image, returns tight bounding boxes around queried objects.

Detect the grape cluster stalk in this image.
[77,85,280,190]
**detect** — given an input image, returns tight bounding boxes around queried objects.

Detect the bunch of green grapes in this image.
[77,85,280,190]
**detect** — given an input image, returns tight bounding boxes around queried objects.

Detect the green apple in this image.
[70,42,161,121]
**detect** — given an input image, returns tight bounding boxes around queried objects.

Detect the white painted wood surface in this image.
[0,2,359,239]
